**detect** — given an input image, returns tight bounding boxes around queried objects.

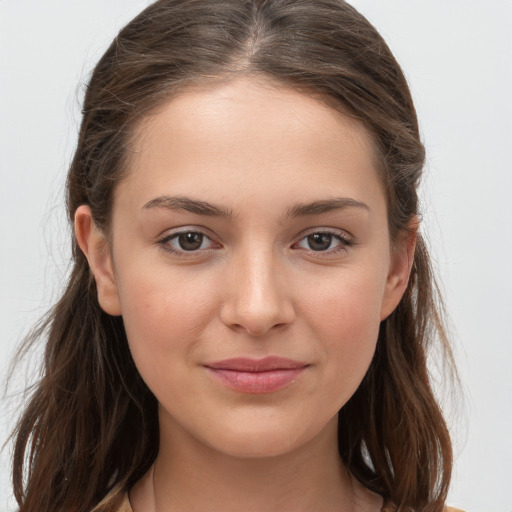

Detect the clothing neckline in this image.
[119,491,393,512]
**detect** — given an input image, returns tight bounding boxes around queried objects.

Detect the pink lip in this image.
[204,357,309,394]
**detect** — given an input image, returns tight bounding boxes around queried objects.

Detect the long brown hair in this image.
[10,1,455,511]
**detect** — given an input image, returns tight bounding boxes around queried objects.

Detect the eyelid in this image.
[292,227,354,254]
[295,226,354,242]
[157,227,221,256]
[156,226,355,258]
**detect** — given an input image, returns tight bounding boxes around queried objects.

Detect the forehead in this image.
[131,77,376,162]
[117,77,384,215]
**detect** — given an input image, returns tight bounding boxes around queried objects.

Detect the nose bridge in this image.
[221,242,294,336]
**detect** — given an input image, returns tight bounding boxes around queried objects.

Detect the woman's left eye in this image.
[294,231,353,254]
[159,230,217,254]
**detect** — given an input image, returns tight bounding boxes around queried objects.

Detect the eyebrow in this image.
[143,195,234,218]
[142,195,370,219]
[284,197,370,218]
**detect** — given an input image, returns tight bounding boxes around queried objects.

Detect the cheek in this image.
[115,266,218,385]
[301,269,384,404]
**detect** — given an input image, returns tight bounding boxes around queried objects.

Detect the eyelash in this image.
[293,231,354,255]
[157,230,217,256]
[157,229,354,258]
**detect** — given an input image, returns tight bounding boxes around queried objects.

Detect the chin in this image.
[209,434,305,460]
[198,413,337,460]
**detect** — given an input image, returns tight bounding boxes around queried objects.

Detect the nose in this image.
[219,248,295,336]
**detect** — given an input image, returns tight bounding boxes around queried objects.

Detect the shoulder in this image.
[114,494,465,512]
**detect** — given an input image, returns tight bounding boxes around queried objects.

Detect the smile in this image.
[204,357,309,394]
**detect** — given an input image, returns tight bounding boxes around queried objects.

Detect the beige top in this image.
[115,492,464,512]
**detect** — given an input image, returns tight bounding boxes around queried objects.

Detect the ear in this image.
[74,205,122,316]
[379,221,418,321]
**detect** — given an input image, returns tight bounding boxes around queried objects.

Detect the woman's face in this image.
[78,77,412,458]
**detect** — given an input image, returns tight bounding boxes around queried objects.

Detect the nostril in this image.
[223,306,295,337]
[245,322,287,337]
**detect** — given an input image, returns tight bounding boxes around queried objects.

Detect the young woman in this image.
[10,1,459,511]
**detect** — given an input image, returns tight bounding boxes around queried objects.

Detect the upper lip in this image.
[204,356,309,372]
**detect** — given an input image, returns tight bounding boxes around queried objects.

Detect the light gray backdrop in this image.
[1,1,511,510]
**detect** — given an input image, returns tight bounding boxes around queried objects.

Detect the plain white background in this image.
[1,1,511,510]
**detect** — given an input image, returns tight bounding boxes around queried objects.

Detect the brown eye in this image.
[294,230,353,255]
[306,233,333,251]
[159,230,218,255]
[177,232,204,251]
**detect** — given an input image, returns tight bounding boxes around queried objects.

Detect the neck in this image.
[129,413,382,512]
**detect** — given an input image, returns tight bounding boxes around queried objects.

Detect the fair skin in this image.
[75,77,415,512]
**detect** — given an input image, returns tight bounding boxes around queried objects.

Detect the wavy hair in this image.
[10,1,455,511]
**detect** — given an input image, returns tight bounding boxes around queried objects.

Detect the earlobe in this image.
[74,205,122,316]
[380,223,418,321]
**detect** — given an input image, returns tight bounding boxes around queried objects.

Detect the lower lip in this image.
[205,367,307,393]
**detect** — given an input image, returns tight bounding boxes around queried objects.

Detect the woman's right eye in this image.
[158,230,218,255]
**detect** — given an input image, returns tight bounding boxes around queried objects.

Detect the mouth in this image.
[203,356,309,394]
